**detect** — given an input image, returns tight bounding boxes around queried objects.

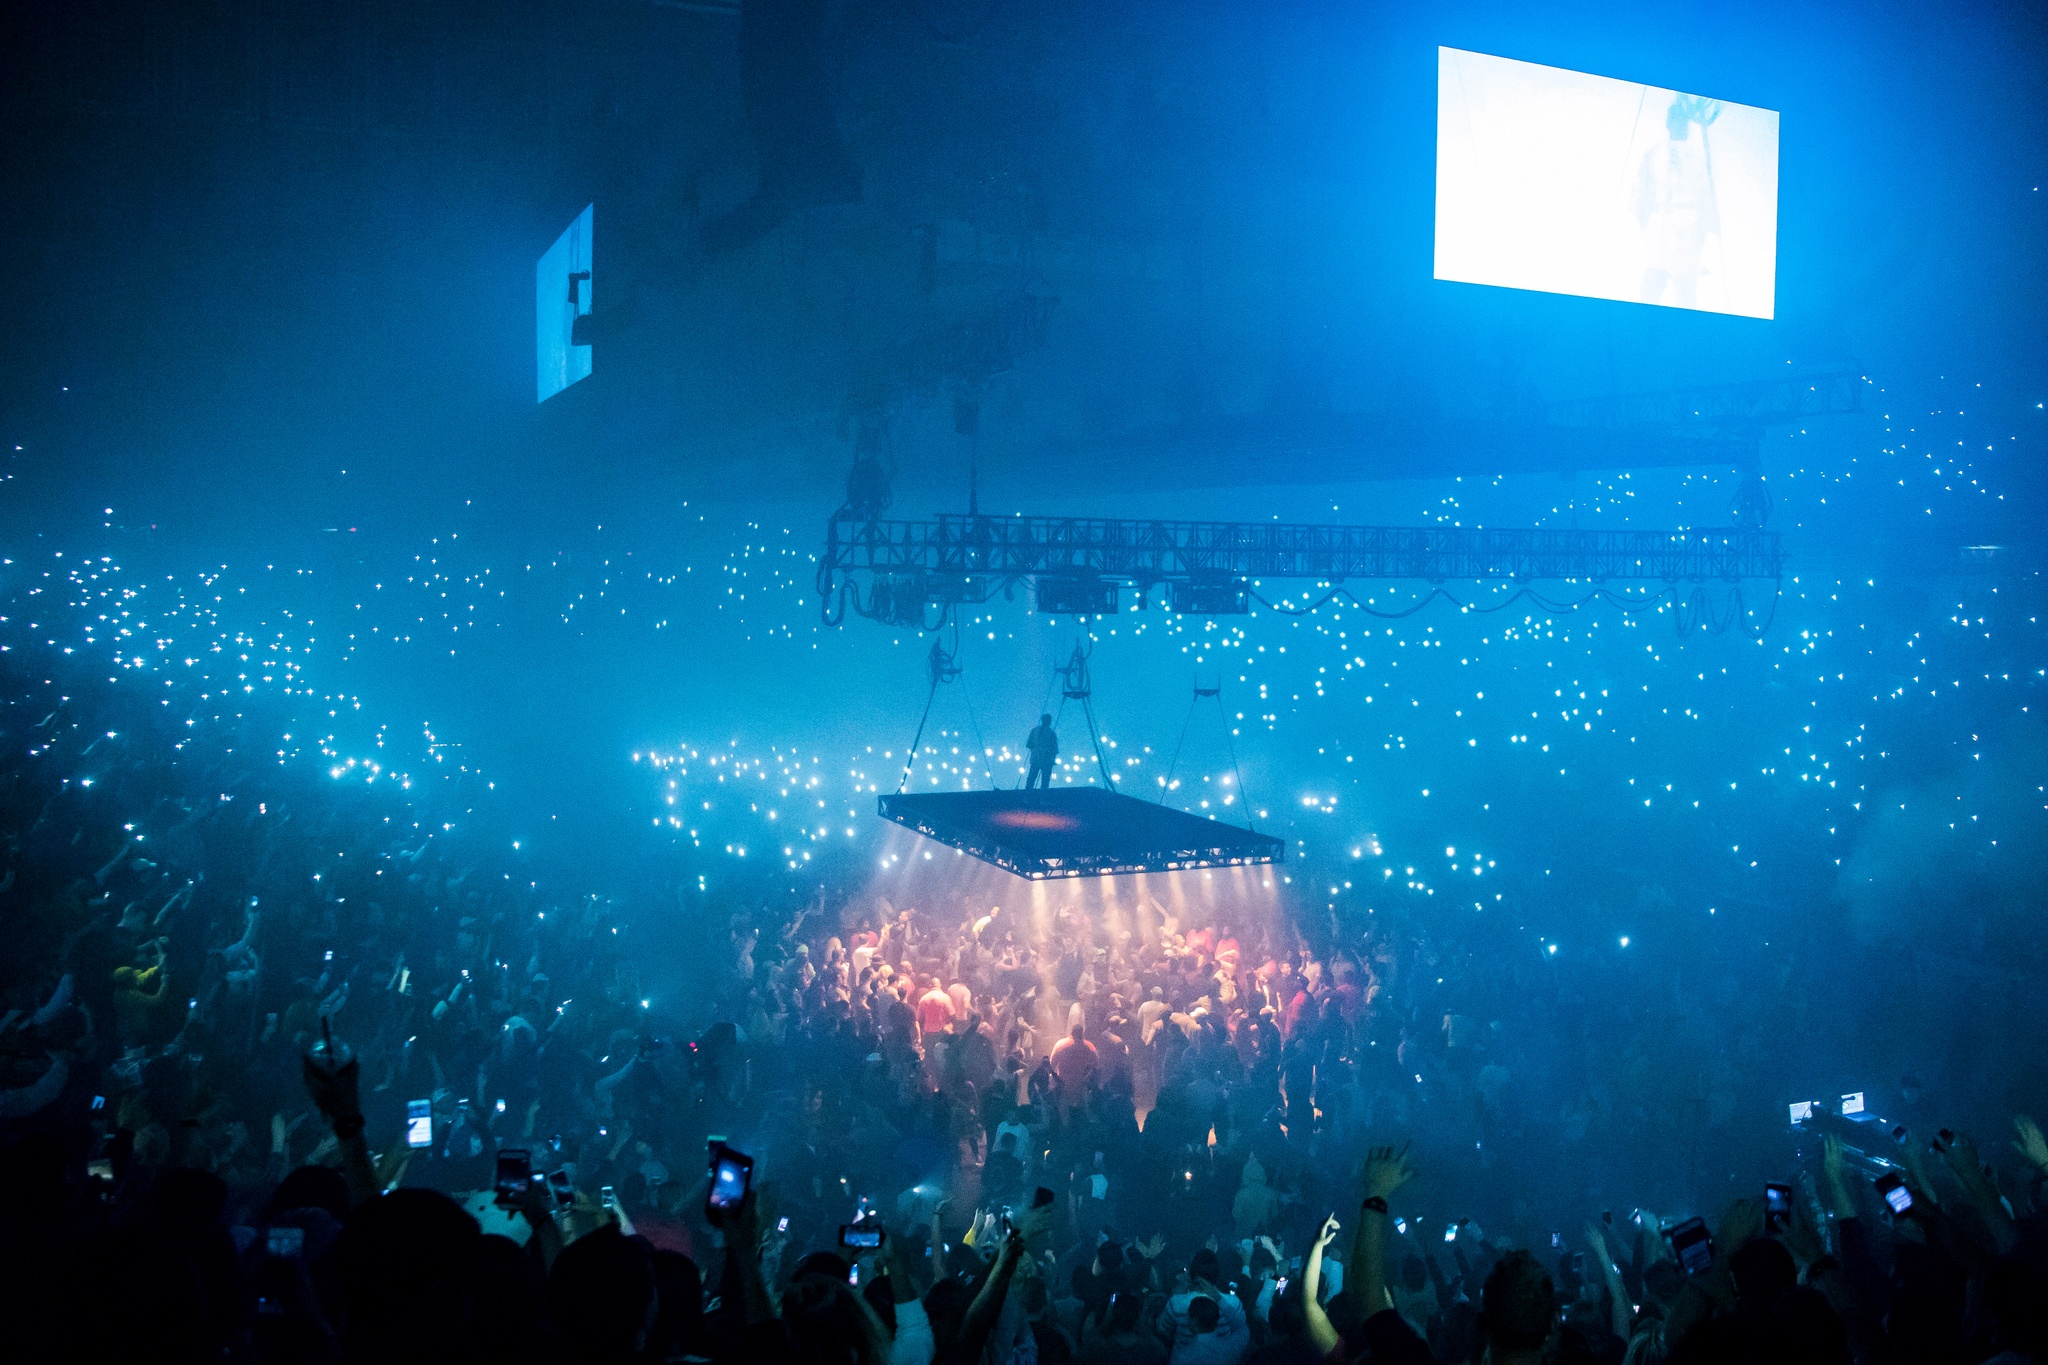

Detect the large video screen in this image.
[537,204,593,403]
[1435,48,1778,319]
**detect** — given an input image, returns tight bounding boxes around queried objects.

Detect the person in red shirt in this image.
[1048,1023,1099,1116]
[916,980,956,1040]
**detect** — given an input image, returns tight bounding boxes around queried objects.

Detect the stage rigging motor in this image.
[1160,669,1257,831]
[895,622,996,795]
[1045,634,1116,790]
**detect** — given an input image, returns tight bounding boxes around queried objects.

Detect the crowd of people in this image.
[3,654,2047,1365]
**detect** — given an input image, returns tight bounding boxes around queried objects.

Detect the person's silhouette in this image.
[1025,714,1059,790]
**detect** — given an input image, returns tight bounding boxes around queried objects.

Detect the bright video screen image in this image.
[1435,47,1779,319]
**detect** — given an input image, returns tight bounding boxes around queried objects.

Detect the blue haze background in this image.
[0,0,2044,1206]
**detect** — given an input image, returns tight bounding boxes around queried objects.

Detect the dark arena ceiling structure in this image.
[4,0,2036,542]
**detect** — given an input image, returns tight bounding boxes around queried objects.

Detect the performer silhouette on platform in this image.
[1025,714,1059,790]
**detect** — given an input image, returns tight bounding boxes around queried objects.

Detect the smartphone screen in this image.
[547,1169,575,1207]
[1764,1182,1792,1230]
[840,1224,884,1249]
[600,1184,615,1207]
[1874,1171,1913,1215]
[267,1225,306,1260]
[406,1099,433,1149]
[495,1149,532,1200]
[1668,1217,1713,1275]
[706,1144,753,1215]
[87,1158,115,1183]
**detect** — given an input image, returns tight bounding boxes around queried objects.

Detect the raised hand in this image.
[1362,1143,1415,1201]
[301,1053,361,1126]
[1779,1194,1825,1269]
[1716,1196,1763,1252]
[1015,1195,1056,1244]
[2013,1115,2048,1173]
[709,1184,759,1241]
[1895,1133,1942,1209]
[1314,1212,1342,1252]
[270,1110,304,1154]
[1939,1130,2017,1250]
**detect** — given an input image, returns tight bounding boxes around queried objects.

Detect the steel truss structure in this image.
[821,512,1783,613]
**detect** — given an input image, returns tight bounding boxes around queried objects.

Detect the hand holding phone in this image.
[301,1018,361,1123]
[840,1224,885,1250]
[495,1149,533,1203]
[406,1099,433,1149]
[1873,1171,1914,1215]
[1667,1217,1713,1275]
[705,1142,754,1223]
[1764,1182,1793,1232]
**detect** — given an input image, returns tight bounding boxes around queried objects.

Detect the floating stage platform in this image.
[876,788,1285,880]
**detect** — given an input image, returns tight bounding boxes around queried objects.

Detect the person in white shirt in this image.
[1156,1250,1248,1365]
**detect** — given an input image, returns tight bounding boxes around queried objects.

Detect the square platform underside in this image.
[876,787,1285,879]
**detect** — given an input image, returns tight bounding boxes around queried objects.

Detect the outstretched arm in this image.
[302,1051,378,1209]
[1936,1131,2018,1256]
[1345,1143,1414,1321]
[713,1190,774,1325]
[1585,1225,1632,1342]
[957,1233,1025,1360]
[1303,1213,1343,1358]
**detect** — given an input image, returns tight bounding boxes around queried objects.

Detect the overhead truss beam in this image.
[823,513,1784,589]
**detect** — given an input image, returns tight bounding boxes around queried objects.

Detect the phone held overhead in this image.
[1667,1216,1714,1275]
[707,1140,754,1219]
